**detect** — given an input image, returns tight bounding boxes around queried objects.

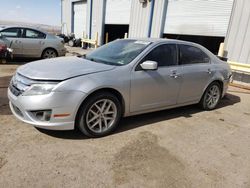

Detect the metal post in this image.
[105,32,109,44]
[89,0,93,39]
[95,32,98,48]
[147,0,155,37]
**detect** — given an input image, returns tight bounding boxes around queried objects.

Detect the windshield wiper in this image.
[84,56,122,66]
[85,56,98,63]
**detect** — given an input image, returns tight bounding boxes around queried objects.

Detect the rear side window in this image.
[179,45,210,65]
[25,29,46,39]
[141,44,177,67]
[0,28,21,38]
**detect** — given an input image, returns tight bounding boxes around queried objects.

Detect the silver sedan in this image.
[8,38,231,137]
[0,26,66,59]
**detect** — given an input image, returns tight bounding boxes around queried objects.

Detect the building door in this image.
[164,0,234,37]
[104,0,131,43]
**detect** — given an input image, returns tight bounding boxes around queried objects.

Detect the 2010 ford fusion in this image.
[8,39,231,137]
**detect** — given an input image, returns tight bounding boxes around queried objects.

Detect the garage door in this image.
[73,1,87,38]
[164,0,234,37]
[105,0,131,24]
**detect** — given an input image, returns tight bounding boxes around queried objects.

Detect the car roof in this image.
[124,38,216,59]
[127,37,201,46]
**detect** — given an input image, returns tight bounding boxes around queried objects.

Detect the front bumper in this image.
[222,78,230,97]
[8,88,85,130]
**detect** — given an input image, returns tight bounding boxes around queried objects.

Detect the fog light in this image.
[30,110,52,121]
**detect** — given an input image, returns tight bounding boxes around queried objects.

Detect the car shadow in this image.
[2,57,39,65]
[0,76,12,115]
[36,93,241,140]
[116,93,240,134]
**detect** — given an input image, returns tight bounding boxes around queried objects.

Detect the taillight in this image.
[0,44,7,51]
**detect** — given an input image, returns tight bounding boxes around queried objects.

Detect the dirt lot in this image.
[0,51,250,187]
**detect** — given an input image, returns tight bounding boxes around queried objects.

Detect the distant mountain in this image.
[0,20,61,34]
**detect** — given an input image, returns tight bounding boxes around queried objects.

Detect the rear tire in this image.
[76,92,122,138]
[41,48,58,59]
[199,82,222,110]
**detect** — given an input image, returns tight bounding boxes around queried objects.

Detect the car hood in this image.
[17,56,116,80]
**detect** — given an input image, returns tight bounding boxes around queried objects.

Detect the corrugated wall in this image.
[61,0,72,34]
[91,0,105,45]
[129,0,150,37]
[151,0,167,38]
[129,0,167,38]
[225,0,250,64]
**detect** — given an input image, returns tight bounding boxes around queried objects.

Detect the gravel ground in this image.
[0,49,250,188]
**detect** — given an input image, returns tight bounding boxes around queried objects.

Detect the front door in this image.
[130,44,181,113]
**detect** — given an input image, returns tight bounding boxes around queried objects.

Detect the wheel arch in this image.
[201,79,224,101]
[41,47,58,58]
[74,87,126,127]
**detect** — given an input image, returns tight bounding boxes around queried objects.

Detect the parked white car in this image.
[0,26,66,59]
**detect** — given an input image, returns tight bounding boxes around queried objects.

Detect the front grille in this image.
[9,83,22,96]
[9,73,31,96]
[9,72,59,97]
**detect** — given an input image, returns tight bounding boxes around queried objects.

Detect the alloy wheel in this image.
[205,85,220,109]
[86,99,117,134]
[43,49,57,59]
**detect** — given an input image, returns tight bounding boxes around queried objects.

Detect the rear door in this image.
[20,28,46,57]
[0,27,23,56]
[130,43,182,112]
[177,44,213,104]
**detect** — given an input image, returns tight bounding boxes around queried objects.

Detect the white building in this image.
[61,0,250,71]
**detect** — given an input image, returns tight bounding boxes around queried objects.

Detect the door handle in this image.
[170,70,179,78]
[170,71,179,78]
[170,74,179,78]
[207,69,212,74]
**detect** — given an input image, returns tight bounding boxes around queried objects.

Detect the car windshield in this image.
[84,39,151,66]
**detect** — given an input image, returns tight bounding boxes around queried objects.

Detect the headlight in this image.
[22,83,57,96]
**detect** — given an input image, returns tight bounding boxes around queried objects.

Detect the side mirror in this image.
[140,60,158,70]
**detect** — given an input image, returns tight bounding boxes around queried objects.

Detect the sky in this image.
[0,0,61,26]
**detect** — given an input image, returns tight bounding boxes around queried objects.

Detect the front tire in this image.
[76,92,122,138]
[200,82,222,110]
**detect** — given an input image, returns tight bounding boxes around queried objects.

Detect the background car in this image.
[0,33,13,63]
[0,26,66,59]
[8,39,231,137]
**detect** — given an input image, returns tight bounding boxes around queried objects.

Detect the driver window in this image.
[140,44,177,68]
